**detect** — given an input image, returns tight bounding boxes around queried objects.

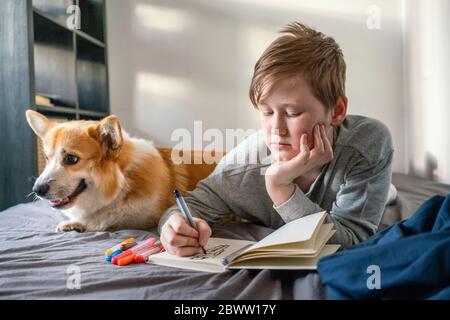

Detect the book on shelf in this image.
[35,93,74,108]
[146,211,340,273]
[35,94,54,107]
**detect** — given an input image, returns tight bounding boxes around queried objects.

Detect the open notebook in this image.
[147,211,340,273]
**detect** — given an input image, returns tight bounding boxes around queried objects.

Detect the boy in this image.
[159,22,394,256]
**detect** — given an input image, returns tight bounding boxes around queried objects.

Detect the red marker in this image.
[118,245,162,266]
[134,245,164,263]
[111,237,157,265]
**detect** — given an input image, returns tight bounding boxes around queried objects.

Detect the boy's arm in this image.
[273,150,394,248]
[158,131,265,235]
[157,171,232,235]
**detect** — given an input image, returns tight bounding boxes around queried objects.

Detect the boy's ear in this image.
[98,115,123,158]
[330,96,348,127]
[25,110,54,139]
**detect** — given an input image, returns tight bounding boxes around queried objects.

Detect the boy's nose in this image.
[33,182,50,197]
[271,127,287,136]
[271,115,287,135]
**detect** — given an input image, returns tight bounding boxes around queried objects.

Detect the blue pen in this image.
[173,190,207,254]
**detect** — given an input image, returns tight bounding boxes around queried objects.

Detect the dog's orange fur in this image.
[26,110,193,232]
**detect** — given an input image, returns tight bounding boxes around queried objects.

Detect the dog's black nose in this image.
[33,183,50,197]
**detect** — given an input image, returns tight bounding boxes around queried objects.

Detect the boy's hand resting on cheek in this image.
[160,212,212,256]
[266,124,334,206]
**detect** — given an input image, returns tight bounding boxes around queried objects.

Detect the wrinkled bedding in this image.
[0,200,323,300]
[1,173,448,300]
[379,173,450,229]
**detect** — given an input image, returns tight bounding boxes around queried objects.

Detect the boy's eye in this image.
[63,154,79,165]
[261,110,273,116]
[286,112,301,117]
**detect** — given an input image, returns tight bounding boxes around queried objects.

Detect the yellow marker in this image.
[104,237,136,256]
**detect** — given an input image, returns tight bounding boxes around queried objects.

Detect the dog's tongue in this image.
[49,197,70,207]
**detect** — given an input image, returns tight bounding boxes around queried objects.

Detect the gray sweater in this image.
[158,115,394,248]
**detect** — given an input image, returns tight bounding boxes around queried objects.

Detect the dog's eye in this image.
[63,154,79,165]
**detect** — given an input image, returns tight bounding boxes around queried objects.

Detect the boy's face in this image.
[258,75,333,161]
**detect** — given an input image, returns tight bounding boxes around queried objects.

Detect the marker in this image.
[118,242,163,266]
[104,237,136,256]
[111,238,157,264]
[105,245,120,257]
[106,249,122,262]
[117,243,161,266]
[117,253,137,267]
[111,237,158,265]
[173,190,207,254]
[120,241,137,251]
[134,245,164,263]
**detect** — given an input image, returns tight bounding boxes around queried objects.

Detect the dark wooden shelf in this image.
[0,0,109,210]
[35,105,108,119]
[33,7,105,48]
[78,109,108,118]
[35,105,77,114]
[33,12,77,109]
[33,0,109,119]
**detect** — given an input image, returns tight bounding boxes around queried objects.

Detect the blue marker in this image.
[106,249,122,262]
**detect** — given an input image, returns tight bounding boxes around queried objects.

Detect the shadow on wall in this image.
[107,0,404,170]
[404,0,450,183]
[408,152,440,182]
[424,152,438,181]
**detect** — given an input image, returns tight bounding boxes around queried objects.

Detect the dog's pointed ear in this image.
[26,110,54,139]
[98,115,123,157]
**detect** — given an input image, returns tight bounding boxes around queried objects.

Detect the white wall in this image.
[403,0,450,183]
[106,0,405,172]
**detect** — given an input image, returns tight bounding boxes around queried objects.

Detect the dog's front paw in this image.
[56,221,86,233]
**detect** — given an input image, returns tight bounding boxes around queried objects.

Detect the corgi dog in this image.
[25,110,190,233]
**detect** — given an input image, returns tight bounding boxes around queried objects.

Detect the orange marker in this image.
[118,253,136,266]
[118,244,160,266]
[111,250,133,265]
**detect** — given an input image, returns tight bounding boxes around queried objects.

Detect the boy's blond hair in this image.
[249,22,346,110]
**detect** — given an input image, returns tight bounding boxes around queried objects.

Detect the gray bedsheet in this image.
[0,200,324,300]
[379,173,450,229]
[2,173,448,300]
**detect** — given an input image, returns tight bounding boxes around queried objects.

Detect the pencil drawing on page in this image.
[189,245,230,260]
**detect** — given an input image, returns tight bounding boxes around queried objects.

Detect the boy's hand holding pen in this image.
[173,190,207,254]
[107,189,212,263]
[159,190,212,257]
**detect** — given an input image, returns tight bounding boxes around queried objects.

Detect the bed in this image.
[0,173,449,300]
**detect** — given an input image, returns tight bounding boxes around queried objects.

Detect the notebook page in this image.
[247,211,327,251]
[147,238,254,272]
[227,244,340,270]
[245,224,334,253]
